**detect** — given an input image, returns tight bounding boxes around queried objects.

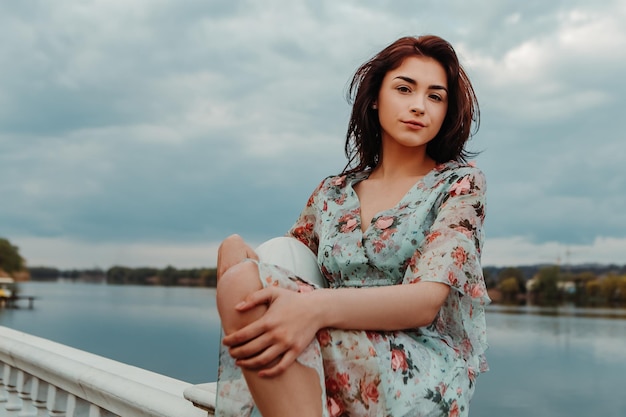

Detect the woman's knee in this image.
[216,261,263,333]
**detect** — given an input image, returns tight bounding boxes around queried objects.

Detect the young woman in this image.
[215,35,489,417]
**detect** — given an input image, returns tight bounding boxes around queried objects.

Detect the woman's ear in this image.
[371,102,378,110]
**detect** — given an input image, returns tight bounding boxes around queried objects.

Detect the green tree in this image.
[617,276,626,304]
[570,271,598,305]
[534,266,560,305]
[600,274,623,303]
[498,267,526,293]
[585,280,601,297]
[159,266,178,286]
[499,277,520,304]
[0,237,25,274]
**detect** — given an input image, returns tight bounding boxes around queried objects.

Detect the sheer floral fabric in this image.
[216,161,490,417]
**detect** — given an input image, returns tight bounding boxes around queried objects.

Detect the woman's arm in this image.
[223,280,449,378]
[314,281,449,330]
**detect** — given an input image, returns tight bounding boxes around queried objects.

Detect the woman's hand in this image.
[217,234,259,278]
[222,286,322,378]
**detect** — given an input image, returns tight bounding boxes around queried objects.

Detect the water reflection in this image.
[471,307,626,417]
[2,282,625,416]
[487,304,626,319]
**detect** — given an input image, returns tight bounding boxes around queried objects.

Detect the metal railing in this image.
[0,326,216,417]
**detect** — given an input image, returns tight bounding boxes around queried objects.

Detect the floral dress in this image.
[216,161,490,417]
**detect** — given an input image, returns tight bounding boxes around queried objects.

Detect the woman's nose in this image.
[410,98,425,115]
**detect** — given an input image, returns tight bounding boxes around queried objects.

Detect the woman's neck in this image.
[370,143,436,180]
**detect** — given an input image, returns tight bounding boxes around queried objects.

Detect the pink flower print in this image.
[374,215,394,230]
[461,339,473,356]
[360,378,380,404]
[327,396,344,417]
[292,223,314,242]
[426,231,441,243]
[452,246,467,267]
[447,271,459,287]
[338,213,358,233]
[391,349,409,371]
[468,366,477,383]
[337,372,350,388]
[380,228,396,241]
[326,377,340,395]
[341,218,358,233]
[449,400,460,417]
[373,239,385,253]
[317,329,332,347]
[331,175,346,187]
[465,283,485,298]
[450,176,472,197]
[406,253,419,273]
[437,382,447,397]
[456,226,473,240]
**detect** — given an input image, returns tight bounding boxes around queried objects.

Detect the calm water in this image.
[2,281,626,417]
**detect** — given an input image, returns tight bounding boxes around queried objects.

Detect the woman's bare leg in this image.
[216,261,323,417]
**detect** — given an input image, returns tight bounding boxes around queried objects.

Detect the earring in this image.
[371,103,378,109]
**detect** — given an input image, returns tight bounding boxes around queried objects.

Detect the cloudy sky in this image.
[1,0,625,270]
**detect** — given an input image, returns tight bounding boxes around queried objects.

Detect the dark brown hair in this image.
[343,35,480,174]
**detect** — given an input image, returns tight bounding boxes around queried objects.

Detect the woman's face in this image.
[375,56,448,152]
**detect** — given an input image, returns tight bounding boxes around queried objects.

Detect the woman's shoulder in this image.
[419,161,486,196]
[436,160,484,176]
[317,171,368,191]
[433,160,486,184]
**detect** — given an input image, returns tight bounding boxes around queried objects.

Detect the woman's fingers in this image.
[228,331,274,359]
[222,319,266,347]
[258,350,299,378]
[235,288,274,311]
[223,288,283,346]
[235,344,285,370]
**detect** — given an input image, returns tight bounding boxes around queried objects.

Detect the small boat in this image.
[0,276,14,299]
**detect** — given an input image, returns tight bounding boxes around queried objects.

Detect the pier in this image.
[0,326,217,416]
[0,295,37,309]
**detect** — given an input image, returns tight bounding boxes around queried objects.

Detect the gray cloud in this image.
[1,0,625,267]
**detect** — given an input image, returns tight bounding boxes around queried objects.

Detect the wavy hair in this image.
[343,35,480,174]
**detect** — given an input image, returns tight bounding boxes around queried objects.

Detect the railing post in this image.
[3,364,23,416]
[31,378,49,417]
[17,370,37,417]
[46,385,70,417]
[0,363,8,409]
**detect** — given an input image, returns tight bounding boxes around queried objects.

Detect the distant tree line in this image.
[28,267,106,281]
[28,265,218,287]
[106,265,217,287]
[28,262,626,306]
[484,264,626,307]
[8,226,624,304]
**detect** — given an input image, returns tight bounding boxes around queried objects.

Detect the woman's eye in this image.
[397,86,411,93]
[429,94,442,102]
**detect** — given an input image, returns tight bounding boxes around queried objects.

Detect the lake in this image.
[1,281,625,417]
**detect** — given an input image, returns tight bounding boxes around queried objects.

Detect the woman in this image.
[215,35,489,417]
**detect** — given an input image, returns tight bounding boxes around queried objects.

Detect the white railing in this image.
[0,326,216,417]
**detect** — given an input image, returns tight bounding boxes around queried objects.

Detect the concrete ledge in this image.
[183,382,217,412]
[0,326,212,417]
